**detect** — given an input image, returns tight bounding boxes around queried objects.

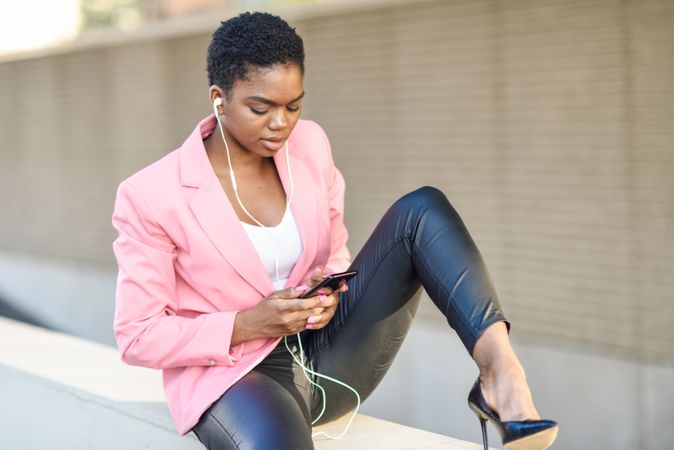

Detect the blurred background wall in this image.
[0,0,672,449]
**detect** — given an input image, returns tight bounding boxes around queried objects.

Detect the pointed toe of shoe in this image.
[502,420,559,450]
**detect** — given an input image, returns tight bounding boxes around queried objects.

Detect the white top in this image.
[241,207,303,290]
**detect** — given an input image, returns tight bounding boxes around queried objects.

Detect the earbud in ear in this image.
[213,97,222,107]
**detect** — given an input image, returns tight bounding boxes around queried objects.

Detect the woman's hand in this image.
[297,266,348,331]
[231,267,348,345]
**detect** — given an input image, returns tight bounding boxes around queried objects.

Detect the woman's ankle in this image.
[472,323,541,420]
[481,364,540,421]
[472,321,516,375]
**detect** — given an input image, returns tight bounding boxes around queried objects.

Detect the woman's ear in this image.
[209,85,226,114]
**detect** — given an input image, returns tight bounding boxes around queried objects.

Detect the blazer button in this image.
[208,359,216,366]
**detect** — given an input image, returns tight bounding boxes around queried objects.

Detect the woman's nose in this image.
[268,108,288,130]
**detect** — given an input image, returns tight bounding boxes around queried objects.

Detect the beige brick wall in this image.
[0,0,672,359]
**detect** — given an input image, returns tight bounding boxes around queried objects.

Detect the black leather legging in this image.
[192,186,508,450]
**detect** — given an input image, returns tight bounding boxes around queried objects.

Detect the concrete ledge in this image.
[0,317,486,449]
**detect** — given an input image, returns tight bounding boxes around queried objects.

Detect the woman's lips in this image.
[260,138,285,150]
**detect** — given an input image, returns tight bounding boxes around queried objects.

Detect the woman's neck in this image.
[204,128,269,176]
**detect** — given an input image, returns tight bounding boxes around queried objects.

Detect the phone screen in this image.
[299,270,358,298]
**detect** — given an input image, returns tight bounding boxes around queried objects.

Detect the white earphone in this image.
[211,94,360,440]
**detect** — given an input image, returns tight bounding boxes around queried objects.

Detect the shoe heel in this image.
[469,401,489,450]
[478,416,488,450]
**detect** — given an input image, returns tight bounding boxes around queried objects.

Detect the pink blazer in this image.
[112,114,351,434]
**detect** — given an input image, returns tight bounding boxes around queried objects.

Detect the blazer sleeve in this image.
[112,181,244,370]
[316,124,352,274]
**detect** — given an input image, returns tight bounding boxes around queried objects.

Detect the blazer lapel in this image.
[275,140,318,289]
[181,115,275,296]
[189,175,276,296]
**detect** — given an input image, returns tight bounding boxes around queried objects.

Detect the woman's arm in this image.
[112,181,244,370]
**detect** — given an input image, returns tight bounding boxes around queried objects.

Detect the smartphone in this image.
[299,270,358,299]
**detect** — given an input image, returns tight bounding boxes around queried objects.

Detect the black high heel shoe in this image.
[467,378,558,450]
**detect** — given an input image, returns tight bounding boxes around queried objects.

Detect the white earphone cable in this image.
[284,333,361,439]
[212,104,359,440]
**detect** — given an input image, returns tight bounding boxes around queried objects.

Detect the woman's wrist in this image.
[231,310,256,346]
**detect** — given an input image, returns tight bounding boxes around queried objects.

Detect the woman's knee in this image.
[392,185,451,216]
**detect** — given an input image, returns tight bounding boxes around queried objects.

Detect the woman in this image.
[112,12,557,450]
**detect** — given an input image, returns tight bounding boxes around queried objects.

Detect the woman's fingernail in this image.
[307,315,319,324]
[317,288,328,295]
[296,285,308,292]
[305,323,314,330]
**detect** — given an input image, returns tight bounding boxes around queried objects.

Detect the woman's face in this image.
[213,63,304,158]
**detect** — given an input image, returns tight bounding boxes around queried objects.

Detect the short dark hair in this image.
[207,12,305,97]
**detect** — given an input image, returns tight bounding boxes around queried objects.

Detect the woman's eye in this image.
[249,107,267,115]
[287,105,300,112]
